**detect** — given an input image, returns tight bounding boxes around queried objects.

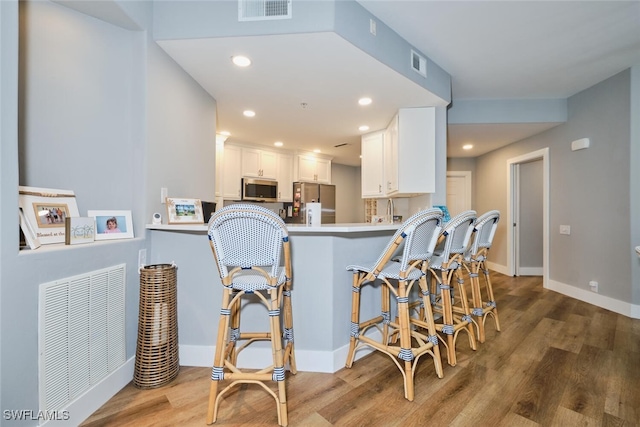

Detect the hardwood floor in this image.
[81,272,640,426]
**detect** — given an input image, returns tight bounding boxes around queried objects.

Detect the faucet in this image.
[386,198,394,223]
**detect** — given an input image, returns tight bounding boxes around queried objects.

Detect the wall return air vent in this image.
[239,0,292,21]
[411,49,427,78]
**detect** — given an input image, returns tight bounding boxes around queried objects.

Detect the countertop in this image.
[146,222,401,234]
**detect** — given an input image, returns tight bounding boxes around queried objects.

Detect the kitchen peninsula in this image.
[145,222,401,373]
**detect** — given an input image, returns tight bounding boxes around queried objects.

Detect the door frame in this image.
[446,171,472,214]
[506,148,549,288]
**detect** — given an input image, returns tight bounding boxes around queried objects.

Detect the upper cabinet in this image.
[276,153,293,202]
[222,144,243,200]
[361,107,435,198]
[215,141,224,198]
[361,131,385,197]
[297,155,331,184]
[241,147,277,179]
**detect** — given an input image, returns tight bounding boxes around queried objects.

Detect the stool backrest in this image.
[438,210,477,260]
[469,210,500,255]
[371,208,443,275]
[208,204,289,281]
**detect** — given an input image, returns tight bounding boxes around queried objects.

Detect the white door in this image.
[446,171,472,217]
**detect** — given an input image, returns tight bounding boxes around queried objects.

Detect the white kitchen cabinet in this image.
[297,155,331,183]
[241,147,277,179]
[222,144,242,200]
[361,131,385,198]
[276,153,293,202]
[215,141,224,198]
[364,107,435,198]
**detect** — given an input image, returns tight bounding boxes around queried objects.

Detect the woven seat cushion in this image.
[229,267,287,292]
[347,261,423,282]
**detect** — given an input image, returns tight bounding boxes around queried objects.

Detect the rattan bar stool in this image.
[427,210,477,366]
[345,209,445,401]
[463,210,501,343]
[206,204,295,426]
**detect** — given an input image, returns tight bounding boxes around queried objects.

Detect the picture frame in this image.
[19,207,41,250]
[65,217,95,245]
[166,198,203,224]
[88,210,134,241]
[19,186,80,245]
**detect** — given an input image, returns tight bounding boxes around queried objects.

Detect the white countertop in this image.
[146,222,400,234]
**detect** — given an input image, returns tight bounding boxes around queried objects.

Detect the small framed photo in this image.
[88,210,134,241]
[19,186,80,245]
[166,198,203,224]
[65,217,95,245]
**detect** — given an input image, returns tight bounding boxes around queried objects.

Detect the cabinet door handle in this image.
[379,184,382,193]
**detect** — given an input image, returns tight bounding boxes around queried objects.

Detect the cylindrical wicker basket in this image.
[133,263,179,388]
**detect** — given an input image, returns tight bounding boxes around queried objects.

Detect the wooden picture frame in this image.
[166,198,203,224]
[18,186,80,245]
[88,210,134,241]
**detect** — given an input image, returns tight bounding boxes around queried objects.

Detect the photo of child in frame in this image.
[96,215,127,234]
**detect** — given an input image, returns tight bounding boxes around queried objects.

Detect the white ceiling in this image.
[158,1,640,165]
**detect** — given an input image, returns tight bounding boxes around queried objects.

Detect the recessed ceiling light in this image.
[274,141,283,147]
[243,110,255,117]
[313,149,321,153]
[463,144,473,150]
[359,125,369,132]
[231,55,251,67]
[358,97,372,106]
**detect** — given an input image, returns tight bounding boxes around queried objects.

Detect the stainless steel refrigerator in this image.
[290,182,336,224]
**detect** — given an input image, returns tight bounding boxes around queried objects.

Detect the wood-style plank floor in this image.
[81,272,640,426]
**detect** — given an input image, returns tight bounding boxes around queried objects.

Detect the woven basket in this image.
[133,263,179,388]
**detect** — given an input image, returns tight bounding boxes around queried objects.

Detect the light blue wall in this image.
[474,69,635,303]
[1,0,217,423]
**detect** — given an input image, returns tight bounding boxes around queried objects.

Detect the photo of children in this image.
[96,215,127,234]
[33,203,69,228]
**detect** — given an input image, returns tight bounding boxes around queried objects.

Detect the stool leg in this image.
[418,275,444,379]
[207,286,233,425]
[396,279,415,401]
[268,286,288,427]
[466,260,485,342]
[439,267,457,366]
[453,266,477,351]
[481,259,501,333]
[282,284,297,374]
[345,272,362,368]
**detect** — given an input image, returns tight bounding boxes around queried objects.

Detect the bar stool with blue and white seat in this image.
[206,204,296,426]
[463,210,501,343]
[427,210,478,366]
[345,208,445,401]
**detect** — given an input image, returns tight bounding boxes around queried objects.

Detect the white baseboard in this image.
[43,357,135,427]
[179,343,373,373]
[485,261,508,275]
[547,279,640,319]
[518,266,543,276]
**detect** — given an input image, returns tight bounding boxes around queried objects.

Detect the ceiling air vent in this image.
[411,49,427,78]
[239,0,292,21]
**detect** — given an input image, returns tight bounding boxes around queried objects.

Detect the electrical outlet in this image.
[589,280,598,293]
[369,19,377,36]
[559,225,571,235]
[138,249,147,270]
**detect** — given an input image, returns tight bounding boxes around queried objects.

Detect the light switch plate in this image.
[559,225,571,235]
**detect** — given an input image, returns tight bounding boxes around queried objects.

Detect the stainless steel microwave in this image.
[241,178,278,202]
